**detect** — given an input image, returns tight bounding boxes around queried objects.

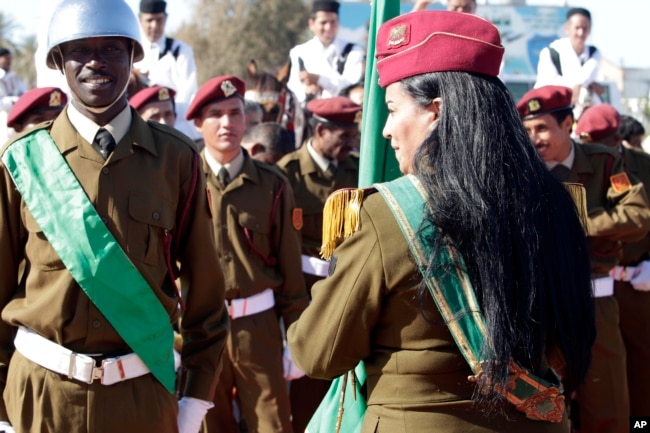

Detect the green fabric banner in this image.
[2,130,176,393]
[358,0,401,187]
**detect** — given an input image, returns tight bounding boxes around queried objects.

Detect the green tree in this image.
[176,0,310,85]
[0,11,37,90]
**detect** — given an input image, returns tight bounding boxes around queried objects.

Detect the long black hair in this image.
[404,71,595,400]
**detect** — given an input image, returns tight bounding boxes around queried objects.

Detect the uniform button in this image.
[224,254,232,262]
[92,320,101,328]
[152,211,160,221]
[102,167,110,175]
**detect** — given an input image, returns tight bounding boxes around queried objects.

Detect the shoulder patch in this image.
[292,208,303,230]
[610,172,632,193]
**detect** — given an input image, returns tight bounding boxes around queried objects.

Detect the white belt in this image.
[14,327,150,386]
[301,254,329,277]
[227,288,275,320]
[593,276,614,298]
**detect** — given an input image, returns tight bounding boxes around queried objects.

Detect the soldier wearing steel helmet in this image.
[0,0,228,432]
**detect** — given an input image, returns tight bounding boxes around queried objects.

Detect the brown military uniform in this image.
[276,142,359,432]
[568,142,650,433]
[202,150,308,433]
[288,191,571,433]
[613,147,650,416]
[0,109,229,432]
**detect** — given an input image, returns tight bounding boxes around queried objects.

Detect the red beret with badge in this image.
[7,87,67,129]
[129,86,176,112]
[575,104,621,143]
[517,85,573,120]
[375,10,504,88]
[186,75,246,120]
[307,96,362,125]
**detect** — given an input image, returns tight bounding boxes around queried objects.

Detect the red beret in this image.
[575,104,620,143]
[186,75,245,120]
[129,86,176,111]
[517,85,573,120]
[7,87,67,129]
[375,10,504,88]
[307,96,362,125]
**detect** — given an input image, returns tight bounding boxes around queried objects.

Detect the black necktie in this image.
[551,164,571,182]
[218,167,230,188]
[93,128,116,159]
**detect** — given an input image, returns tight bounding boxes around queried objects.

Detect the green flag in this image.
[305,362,367,433]
[359,0,402,187]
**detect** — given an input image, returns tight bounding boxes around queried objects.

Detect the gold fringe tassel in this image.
[320,188,365,260]
[563,182,589,235]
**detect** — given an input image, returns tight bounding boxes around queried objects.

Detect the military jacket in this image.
[276,144,359,257]
[203,150,308,327]
[569,142,650,276]
[0,109,229,414]
[619,147,650,265]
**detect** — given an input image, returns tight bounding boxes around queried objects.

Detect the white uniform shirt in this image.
[287,36,364,105]
[534,37,601,90]
[134,35,199,140]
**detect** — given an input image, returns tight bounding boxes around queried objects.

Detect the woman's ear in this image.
[430,97,442,121]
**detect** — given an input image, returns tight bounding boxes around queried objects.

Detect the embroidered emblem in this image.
[49,91,62,107]
[158,87,171,101]
[292,208,303,230]
[527,99,541,113]
[578,132,593,142]
[388,24,409,48]
[610,172,632,193]
[221,80,237,98]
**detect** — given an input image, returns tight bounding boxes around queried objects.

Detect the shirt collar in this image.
[307,140,336,172]
[204,148,244,179]
[545,141,575,171]
[67,102,132,145]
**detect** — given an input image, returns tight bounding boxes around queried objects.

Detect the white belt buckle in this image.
[91,365,104,384]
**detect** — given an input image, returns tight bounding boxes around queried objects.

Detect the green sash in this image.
[375,175,565,423]
[2,129,176,393]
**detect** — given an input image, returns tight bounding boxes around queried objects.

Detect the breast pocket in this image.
[238,211,273,265]
[22,206,66,271]
[128,193,174,266]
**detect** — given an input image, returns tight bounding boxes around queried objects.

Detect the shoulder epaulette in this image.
[577,141,618,157]
[320,187,374,260]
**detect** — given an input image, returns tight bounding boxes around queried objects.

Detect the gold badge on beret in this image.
[388,24,408,47]
[221,80,237,98]
[158,87,171,101]
[527,99,541,114]
[49,91,62,107]
[579,132,593,142]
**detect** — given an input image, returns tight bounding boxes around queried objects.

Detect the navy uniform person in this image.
[575,104,650,417]
[275,95,361,433]
[6,86,67,134]
[0,0,229,432]
[518,86,650,433]
[186,75,309,433]
[289,10,596,433]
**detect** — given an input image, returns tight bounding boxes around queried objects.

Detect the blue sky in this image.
[5,0,650,69]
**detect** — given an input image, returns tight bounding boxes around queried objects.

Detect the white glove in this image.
[0,421,15,433]
[177,397,214,433]
[609,265,637,282]
[283,344,305,381]
[630,261,650,292]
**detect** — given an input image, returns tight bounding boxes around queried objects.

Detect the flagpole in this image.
[358,0,401,188]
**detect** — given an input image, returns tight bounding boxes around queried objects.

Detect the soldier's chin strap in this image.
[56,43,135,115]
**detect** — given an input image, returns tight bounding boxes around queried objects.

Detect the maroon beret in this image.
[517,85,573,120]
[375,10,504,88]
[129,86,176,111]
[575,104,620,143]
[307,96,362,125]
[7,87,67,129]
[186,75,245,120]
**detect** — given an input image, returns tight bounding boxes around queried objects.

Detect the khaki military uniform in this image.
[0,109,229,432]
[276,143,359,432]
[202,150,308,433]
[568,142,650,433]
[287,190,571,433]
[613,147,650,416]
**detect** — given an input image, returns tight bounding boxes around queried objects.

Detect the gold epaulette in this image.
[320,188,365,260]
[563,183,589,235]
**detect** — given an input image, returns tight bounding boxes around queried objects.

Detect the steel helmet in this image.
[46,0,145,69]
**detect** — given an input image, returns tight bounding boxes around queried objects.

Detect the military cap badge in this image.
[221,80,237,98]
[527,99,541,114]
[388,24,408,48]
[49,91,62,107]
[158,87,171,101]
